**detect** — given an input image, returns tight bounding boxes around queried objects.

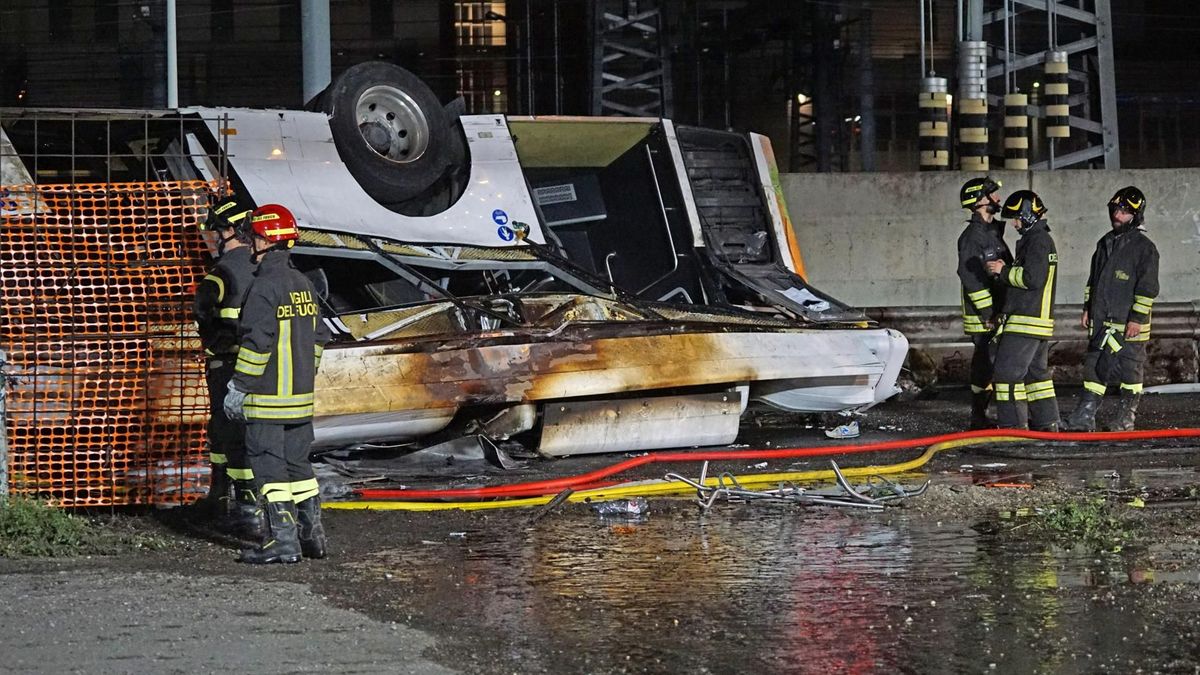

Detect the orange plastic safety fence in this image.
[1,181,215,507]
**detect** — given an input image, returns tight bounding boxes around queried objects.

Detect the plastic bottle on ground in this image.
[592,497,649,519]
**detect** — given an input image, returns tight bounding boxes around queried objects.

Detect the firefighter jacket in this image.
[956,213,1013,334]
[1084,226,1159,342]
[193,246,255,357]
[998,219,1058,340]
[232,249,330,423]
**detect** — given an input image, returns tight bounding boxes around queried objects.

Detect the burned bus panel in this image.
[0,63,906,505]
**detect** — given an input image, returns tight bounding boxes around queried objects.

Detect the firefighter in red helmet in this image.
[224,204,330,564]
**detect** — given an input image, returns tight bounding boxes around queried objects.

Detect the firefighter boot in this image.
[994,398,1029,430]
[1060,392,1101,432]
[191,465,231,521]
[1029,397,1060,433]
[1107,392,1142,432]
[230,479,267,540]
[296,495,327,559]
[238,501,302,565]
[969,392,996,430]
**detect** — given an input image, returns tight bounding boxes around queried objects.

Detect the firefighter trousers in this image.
[1082,329,1147,396]
[992,334,1058,430]
[206,358,251,481]
[244,421,320,506]
[969,331,997,394]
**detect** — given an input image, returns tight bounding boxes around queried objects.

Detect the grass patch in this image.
[0,496,174,557]
[1029,496,1140,552]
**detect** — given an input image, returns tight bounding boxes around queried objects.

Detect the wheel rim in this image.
[355,85,430,164]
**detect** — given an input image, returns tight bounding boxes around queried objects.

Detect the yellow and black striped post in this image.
[1044,51,1070,138]
[1004,92,1029,170]
[958,97,988,172]
[919,77,949,171]
[956,41,989,171]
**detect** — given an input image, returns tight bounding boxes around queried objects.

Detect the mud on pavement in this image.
[3,390,1200,674]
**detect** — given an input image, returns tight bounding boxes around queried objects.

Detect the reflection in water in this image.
[349,505,1200,673]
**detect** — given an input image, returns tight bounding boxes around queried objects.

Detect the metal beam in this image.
[591,1,672,117]
[1094,0,1120,168]
[984,0,1094,25]
[601,69,666,93]
[166,0,178,107]
[985,37,1097,78]
[1068,115,1103,134]
[1010,0,1095,24]
[1030,143,1103,168]
[979,0,1116,169]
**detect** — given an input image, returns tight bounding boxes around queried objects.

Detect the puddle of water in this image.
[350,505,1200,674]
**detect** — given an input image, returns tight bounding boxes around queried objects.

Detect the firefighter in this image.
[983,190,1059,431]
[191,194,264,538]
[224,204,330,564]
[1061,186,1159,431]
[955,176,1011,428]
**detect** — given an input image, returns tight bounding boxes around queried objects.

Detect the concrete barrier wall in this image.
[782,169,1200,309]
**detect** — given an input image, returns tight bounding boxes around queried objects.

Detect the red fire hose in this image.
[353,427,1200,501]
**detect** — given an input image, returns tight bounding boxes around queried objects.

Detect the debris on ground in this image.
[591,498,649,520]
[664,461,930,511]
[824,419,862,439]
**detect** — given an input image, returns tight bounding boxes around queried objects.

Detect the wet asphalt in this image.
[3,388,1200,674]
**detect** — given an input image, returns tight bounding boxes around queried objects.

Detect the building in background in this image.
[1,0,1197,170]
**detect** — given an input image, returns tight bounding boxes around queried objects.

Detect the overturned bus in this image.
[0,62,905,503]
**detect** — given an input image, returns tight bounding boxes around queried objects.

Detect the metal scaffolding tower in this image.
[790,2,871,173]
[980,0,1119,169]
[590,0,673,117]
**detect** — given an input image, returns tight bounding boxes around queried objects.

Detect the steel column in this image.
[166,0,178,107]
[590,0,673,117]
[301,0,332,105]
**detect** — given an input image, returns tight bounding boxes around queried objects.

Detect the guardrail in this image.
[867,302,1200,344]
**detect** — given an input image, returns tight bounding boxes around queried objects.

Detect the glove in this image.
[223,382,248,422]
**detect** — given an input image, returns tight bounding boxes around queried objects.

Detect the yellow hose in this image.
[323,435,1030,512]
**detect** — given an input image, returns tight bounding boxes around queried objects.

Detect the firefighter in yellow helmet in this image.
[1061,186,1159,431]
[983,190,1059,430]
[955,176,1011,428]
[224,204,330,564]
[191,194,264,539]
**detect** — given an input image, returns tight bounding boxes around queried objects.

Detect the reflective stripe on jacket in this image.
[956,213,1013,334]
[1084,227,1159,343]
[232,249,330,423]
[999,219,1057,340]
[193,246,256,357]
